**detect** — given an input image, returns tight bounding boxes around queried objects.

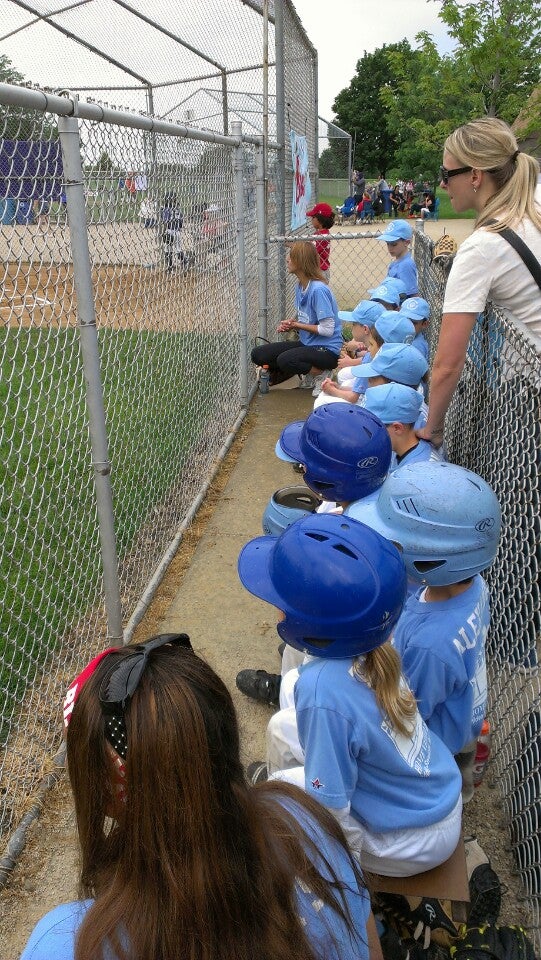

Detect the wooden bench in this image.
[367,837,470,923]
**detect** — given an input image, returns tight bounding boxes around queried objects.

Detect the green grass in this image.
[0,327,215,741]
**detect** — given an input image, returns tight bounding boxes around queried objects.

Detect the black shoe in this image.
[247,760,268,784]
[236,669,281,705]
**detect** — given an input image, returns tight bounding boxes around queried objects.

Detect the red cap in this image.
[306,202,333,218]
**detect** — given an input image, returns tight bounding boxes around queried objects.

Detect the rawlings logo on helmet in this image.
[358,456,379,468]
[476,517,496,533]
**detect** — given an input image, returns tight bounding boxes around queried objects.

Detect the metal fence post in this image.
[231,120,249,407]
[274,0,287,322]
[57,111,123,641]
[256,141,269,340]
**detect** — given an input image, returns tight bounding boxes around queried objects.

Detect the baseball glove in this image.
[374,892,459,951]
[450,923,537,960]
[432,231,458,276]
[433,231,458,260]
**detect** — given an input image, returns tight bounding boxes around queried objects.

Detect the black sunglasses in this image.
[99,633,192,758]
[439,165,473,185]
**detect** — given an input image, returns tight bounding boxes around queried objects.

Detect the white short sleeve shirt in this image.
[443,187,541,336]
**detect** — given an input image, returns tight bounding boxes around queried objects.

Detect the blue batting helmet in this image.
[238,513,407,658]
[347,462,501,585]
[279,404,391,503]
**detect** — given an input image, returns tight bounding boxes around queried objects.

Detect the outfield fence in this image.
[416,229,541,944]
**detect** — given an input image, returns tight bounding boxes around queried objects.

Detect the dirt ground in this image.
[0,218,472,330]
[0,382,532,959]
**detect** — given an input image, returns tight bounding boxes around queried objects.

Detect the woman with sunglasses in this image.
[21,635,382,960]
[417,117,541,449]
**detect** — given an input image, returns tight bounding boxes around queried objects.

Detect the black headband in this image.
[512,150,520,162]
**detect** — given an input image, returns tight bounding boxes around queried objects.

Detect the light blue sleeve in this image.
[20,902,92,960]
[297,704,364,810]
[398,643,458,724]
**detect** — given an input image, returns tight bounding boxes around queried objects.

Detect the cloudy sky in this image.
[292,0,454,121]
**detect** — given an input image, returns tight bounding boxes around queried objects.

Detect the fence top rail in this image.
[0,82,281,149]
[269,232,389,242]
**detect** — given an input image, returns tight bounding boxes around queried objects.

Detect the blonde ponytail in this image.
[353,642,417,738]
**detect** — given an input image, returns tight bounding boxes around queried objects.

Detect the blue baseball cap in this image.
[364,383,423,425]
[369,282,401,307]
[400,297,431,322]
[276,420,304,463]
[381,277,407,297]
[376,221,413,242]
[358,343,429,386]
[375,311,415,345]
[338,300,385,327]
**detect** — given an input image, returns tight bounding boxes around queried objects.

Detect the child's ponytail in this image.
[353,642,417,737]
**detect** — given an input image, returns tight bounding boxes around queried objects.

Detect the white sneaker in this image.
[312,371,331,397]
[298,373,315,389]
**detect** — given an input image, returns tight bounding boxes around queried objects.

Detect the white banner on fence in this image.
[289,130,311,230]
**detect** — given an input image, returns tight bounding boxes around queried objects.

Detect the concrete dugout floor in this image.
[160,382,313,764]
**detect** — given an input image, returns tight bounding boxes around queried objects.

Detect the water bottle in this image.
[473,719,491,788]
[259,365,270,395]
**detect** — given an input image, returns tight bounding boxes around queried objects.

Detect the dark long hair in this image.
[67,645,365,960]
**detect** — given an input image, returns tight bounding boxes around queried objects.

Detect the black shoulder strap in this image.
[492,225,541,291]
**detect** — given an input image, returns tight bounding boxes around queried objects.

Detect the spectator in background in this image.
[389,185,405,218]
[139,195,157,228]
[420,191,436,219]
[353,169,366,202]
[161,194,186,272]
[34,198,50,232]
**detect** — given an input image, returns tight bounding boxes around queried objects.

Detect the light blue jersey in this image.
[390,439,442,471]
[392,576,490,754]
[412,331,429,360]
[295,281,343,354]
[295,657,461,833]
[20,803,370,960]
[387,253,418,296]
[349,351,372,395]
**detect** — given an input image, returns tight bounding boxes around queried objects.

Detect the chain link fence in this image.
[0,0,318,877]
[0,84,279,873]
[416,229,541,946]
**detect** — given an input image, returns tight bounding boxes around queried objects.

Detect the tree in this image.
[318,134,349,179]
[0,54,57,140]
[434,0,541,123]
[381,33,482,180]
[332,42,418,177]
